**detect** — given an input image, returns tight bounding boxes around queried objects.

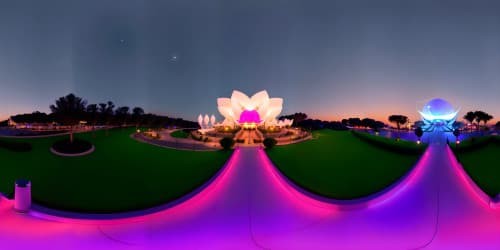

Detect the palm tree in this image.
[463,111,476,133]
[472,111,493,131]
[483,113,493,128]
[388,115,408,139]
[474,111,485,131]
[50,93,87,143]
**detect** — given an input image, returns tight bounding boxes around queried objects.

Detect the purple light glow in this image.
[238,110,261,124]
[419,98,459,121]
[1,144,500,249]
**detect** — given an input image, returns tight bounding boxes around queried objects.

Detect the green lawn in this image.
[170,130,190,139]
[266,130,424,200]
[0,128,230,213]
[454,136,500,197]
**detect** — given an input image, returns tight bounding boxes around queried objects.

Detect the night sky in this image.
[1,0,499,122]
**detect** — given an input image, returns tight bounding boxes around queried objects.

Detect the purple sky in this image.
[1,0,499,123]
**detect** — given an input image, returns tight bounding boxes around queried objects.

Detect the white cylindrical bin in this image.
[14,179,31,213]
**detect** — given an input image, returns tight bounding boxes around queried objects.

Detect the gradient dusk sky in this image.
[1,0,499,122]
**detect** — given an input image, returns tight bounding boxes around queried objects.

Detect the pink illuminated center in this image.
[238,110,261,124]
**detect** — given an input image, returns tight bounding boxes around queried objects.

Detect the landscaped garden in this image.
[266,130,427,200]
[170,129,191,139]
[0,128,231,213]
[453,136,500,197]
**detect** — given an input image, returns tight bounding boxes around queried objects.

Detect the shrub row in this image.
[263,138,277,149]
[452,135,499,154]
[0,140,32,152]
[220,137,235,150]
[351,130,426,155]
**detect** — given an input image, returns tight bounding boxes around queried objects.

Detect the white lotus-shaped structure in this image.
[217,90,290,128]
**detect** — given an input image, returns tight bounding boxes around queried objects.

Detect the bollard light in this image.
[14,179,31,213]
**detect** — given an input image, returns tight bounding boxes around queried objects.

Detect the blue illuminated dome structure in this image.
[419,98,459,132]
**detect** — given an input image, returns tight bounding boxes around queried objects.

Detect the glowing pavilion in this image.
[419,98,459,132]
[217,90,292,129]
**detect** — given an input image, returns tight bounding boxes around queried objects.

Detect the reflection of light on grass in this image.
[446,146,492,209]
[30,147,241,225]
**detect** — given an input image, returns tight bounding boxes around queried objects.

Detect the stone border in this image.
[133,133,220,152]
[276,134,313,146]
[50,145,95,157]
[0,131,70,139]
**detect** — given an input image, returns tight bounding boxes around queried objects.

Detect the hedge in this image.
[351,130,426,155]
[0,140,32,152]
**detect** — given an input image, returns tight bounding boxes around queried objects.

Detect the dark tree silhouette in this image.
[453,128,460,142]
[50,93,87,142]
[132,107,145,128]
[472,111,493,131]
[482,113,493,127]
[361,118,376,130]
[86,104,98,128]
[132,107,144,117]
[115,106,130,126]
[414,127,423,142]
[388,115,408,139]
[279,112,308,125]
[347,118,362,127]
[104,101,115,135]
[463,111,476,132]
[474,111,485,131]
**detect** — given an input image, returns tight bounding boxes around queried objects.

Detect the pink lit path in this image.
[1,140,500,249]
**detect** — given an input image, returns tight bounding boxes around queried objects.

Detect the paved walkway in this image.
[1,137,499,249]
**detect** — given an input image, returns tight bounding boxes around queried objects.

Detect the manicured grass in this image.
[266,130,424,200]
[454,136,500,197]
[170,130,190,139]
[0,128,230,213]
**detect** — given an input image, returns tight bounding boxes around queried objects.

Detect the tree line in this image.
[8,93,198,129]
[463,111,494,132]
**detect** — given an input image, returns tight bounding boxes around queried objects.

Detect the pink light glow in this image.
[238,109,261,124]
[1,144,500,249]
[258,145,432,209]
[445,145,493,209]
[29,148,243,225]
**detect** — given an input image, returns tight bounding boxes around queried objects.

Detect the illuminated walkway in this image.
[1,142,499,249]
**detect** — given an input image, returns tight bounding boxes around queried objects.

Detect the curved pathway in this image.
[1,138,500,249]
